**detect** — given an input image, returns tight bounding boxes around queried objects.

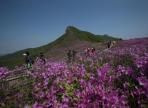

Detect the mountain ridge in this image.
[0,26,119,68]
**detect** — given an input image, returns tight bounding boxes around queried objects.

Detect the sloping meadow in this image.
[0,38,148,108]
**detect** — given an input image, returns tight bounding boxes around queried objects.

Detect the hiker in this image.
[84,48,88,58]
[91,48,96,56]
[72,50,77,62]
[39,52,46,65]
[23,51,33,69]
[67,50,72,63]
[107,41,112,48]
[86,48,90,57]
[112,41,116,47]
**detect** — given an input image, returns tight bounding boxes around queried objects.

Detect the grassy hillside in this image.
[0,26,119,69]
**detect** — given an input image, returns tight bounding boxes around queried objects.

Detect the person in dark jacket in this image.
[72,50,77,62]
[39,52,46,65]
[107,41,112,48]
[67,50,72,63]
[23,51,33,69]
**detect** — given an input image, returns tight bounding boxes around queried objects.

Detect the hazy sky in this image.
[0,0,148,54]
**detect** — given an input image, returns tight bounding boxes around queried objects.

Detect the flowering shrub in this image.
[0,67,8,79]
[1,38,148,107]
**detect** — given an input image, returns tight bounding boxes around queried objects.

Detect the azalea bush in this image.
[0,67,9,80]
[30,39,148,108]
[0,38,148,108]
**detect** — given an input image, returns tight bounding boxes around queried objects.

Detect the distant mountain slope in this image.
[0,26,119,68]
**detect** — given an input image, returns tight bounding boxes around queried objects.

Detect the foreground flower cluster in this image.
[30,39,148,108]
[0,38,148,108]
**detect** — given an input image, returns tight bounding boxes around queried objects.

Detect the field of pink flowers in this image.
[0,38,148,108]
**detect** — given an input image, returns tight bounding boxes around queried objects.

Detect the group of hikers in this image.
[23,41,117,69]
[23,51,46,69]
[67,50,77,63]
[85,47,96,58]
[23,50,77,69]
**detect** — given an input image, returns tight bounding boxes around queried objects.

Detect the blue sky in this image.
[0,0,148,54]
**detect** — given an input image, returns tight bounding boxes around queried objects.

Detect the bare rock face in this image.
[66,27,73,36]
[65,26,79,35]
